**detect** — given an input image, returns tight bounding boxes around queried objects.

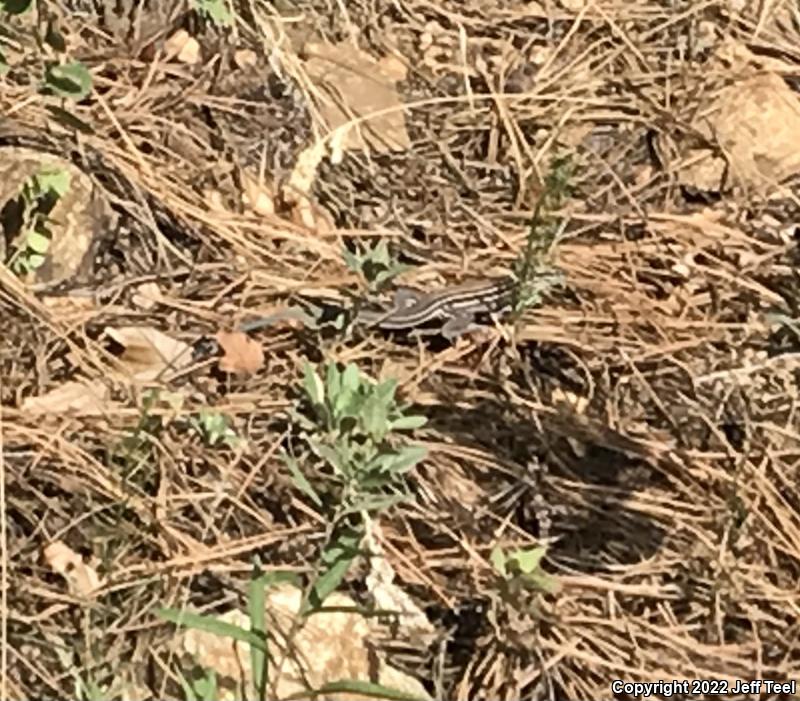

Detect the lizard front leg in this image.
[440,313,479,340]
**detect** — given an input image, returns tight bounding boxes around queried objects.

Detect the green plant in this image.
[513,153,574,312]
[287,362,427,515]
[191,0,234,26]
[283,362,427,612]
[74,674,106,701]
[490,544,559,599]
[190,408,241,448]
[4,166,71,275]
[0,0,93,101]
[178,666,218,701]
[43,60,92,100]
[150,284,428,701]
[343,239,410,292]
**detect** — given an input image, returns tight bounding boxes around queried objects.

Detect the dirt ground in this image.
[2,1,800,699]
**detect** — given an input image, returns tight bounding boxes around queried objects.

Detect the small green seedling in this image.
[178,665,218,701]
[191,0,234,26]
[343,239,410,292]
[513,153,574,313]
[191,409,240,448]
[74,674,106,701]
[4,166,71,275]
[491,544,559,596]
[43,61,92,100]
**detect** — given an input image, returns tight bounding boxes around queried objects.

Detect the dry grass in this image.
[2,0,800,699]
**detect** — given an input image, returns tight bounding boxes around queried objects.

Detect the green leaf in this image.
[35,167,71,197]
[371,240,391,266]
[320,526,362,565]
[316,443,345,476]
[254,570,300,590]
[177,670,199,701]
[388,414,427,431]
[194,409,236,447]
[339,493,407,516]
[332,385,355,423]
[375,378,397,404]
[363,450,396,474]
[325,362,341,406]
[361,395,389,443]
[192,669,217,701]
[490,545,507,578]
[509,546,546,575]
[157,608,268,653]
[332,364,360,421]
[381,445,427,475]
[303,363,324,406]
[25,230,51,254]
[521,571,560,595]
[307,553,353,611]
[283,454,323,507]
[43,61,92,101]
[374,265,411,287]
[305,526,362,614]
[340,363,361,393]
[192,0,233,26]
[25,253,46,270]
[338,390,365,421]
[0,0,33,14]
[342,248,361,272]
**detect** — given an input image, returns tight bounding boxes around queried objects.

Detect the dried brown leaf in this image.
[164,30,200,64]
[21,379,118,415]
[104,326,193,381]
[694,72,800,192]
[302,41,410,155]
[215,330,265,375]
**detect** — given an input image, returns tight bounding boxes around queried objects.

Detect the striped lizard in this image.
[354,275,516,339]
[238,276,518,340]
